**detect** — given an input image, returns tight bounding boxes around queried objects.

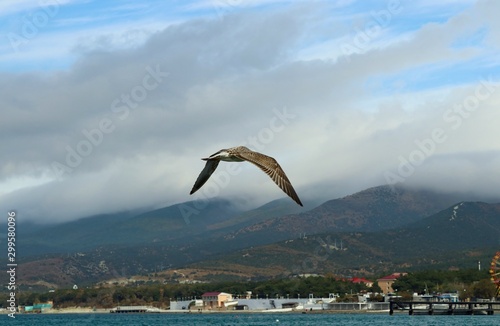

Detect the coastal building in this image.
[377,273,406,294]
[170,293,390,312]
[201,292,233,309]
[19,301,53,313]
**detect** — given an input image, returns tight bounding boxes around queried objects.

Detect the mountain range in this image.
[185,200,500,281]
[3,184,499,290]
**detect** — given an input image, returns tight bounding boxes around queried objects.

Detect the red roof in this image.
[377,273,406,281]
[202,292,221,297]
[350,277,372,284]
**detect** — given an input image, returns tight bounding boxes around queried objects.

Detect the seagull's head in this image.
[202,149,229,160]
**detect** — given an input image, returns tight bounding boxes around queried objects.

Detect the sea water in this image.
[7,313,500,326]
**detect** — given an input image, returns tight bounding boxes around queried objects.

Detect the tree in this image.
[472,279,496,299]
[392,273,426,294]
[371,282,382,293]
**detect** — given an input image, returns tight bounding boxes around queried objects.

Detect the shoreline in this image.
[2,308,394,315]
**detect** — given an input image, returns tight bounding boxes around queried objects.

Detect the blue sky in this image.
[1,0,500,222]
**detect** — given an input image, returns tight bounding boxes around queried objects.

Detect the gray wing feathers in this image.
[190,160,220,195]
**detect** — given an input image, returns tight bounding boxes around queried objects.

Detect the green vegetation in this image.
[2,269,496,309]
[1,275,368,309]
[392,269,497,299]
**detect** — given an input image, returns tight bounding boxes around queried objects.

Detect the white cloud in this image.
[0,1,499,223]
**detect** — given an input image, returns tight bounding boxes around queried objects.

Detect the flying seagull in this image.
[190,146,303,206]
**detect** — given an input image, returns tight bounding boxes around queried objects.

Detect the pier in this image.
[389,301,500,315]
[110,306,161,313]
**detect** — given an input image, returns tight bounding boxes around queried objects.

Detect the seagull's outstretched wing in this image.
[233,147,303,206]
[190,159,220,195]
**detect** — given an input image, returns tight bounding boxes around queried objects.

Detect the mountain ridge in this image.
[5,184,499,289]
[180,201,500,281]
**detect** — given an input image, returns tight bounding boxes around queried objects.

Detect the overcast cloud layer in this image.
[1,0,500,223]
